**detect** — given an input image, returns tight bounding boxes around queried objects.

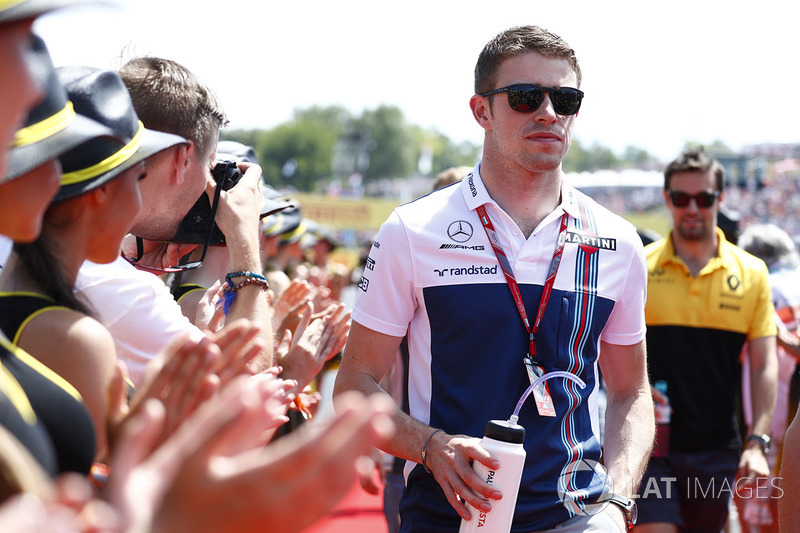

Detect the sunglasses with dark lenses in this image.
[667,190,721,208]
[480,84,584,115]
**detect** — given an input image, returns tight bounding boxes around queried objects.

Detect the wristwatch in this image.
[607,493,638,530]
[747,433,771,454]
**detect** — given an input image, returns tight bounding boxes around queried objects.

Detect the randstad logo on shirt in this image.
[565,231,617,252]
[433,265,498,277]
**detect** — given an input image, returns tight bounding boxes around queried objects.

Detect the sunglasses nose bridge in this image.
[686,196,702,210]
[530,89,559,119]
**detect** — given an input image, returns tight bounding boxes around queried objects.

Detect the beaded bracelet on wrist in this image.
[223,277,269,293]
[221,271,269,315]
[225,270,267,285]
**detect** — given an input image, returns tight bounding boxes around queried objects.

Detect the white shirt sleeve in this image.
[351,210,417,338]
[600,231,648,346]
[74,256,205,384]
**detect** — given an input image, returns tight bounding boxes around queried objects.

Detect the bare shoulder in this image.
[18,308,117,373]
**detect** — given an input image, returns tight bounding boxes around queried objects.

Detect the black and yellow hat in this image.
[262,204,302,240]
[0,0,87,24]
[55,66,187,201]
[4,35,115,184]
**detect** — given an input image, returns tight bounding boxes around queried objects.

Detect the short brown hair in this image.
[474,25,581,94]
[663,148,725,192]
[119,57,227,160]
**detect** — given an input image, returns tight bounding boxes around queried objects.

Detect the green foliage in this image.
[683,139,733,155]
[354,105,417,181]
[222,106,347,191]
[563,139,621,173]
[563,139,661,173]
[293,105,350,132]
[411,126,481,177]
[623,146,655,166]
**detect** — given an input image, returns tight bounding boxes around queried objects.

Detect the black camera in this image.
[170,159,242,245]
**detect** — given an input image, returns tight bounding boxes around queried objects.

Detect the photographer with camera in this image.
[73,56,272,383]
[170,142,351,408]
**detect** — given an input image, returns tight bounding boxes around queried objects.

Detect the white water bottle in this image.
[458,419,526,533]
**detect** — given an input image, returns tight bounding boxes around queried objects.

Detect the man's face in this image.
[665,170,721,241]
[134,136,216,240]
[476,51,579,174]
[185,137,217,214]
[0,20,41,177]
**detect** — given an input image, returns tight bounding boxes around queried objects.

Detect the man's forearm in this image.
[334,370,431,465]
[602,386,654,497]
[749,351,777,437]
[225,237,273,368]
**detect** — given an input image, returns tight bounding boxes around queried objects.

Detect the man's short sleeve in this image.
[351,210,416,337]
[600,236,648,346]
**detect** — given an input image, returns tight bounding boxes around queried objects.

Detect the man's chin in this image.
[130,220,181,243]
[677,227,708,241]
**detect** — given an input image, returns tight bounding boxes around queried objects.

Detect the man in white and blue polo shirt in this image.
[335,25,654,533]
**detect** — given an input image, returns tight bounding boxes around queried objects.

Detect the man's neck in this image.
[671,231,719,277]
[480,163,562,239]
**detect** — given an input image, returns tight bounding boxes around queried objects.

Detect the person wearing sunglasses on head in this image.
[638,148,778,532]
[335,25,651,533]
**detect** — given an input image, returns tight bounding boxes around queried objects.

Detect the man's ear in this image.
[470,94,493,132]
[87,184,108,206]
[171,141,193,185]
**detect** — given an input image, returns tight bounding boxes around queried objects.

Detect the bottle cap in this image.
[485,419,525,444]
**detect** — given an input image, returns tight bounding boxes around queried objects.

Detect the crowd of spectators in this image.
[0,3,393,531]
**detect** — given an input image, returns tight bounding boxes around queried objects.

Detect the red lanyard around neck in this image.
[476,204,569,362]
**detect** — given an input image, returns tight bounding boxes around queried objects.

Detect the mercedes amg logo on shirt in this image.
[447,221,473,243]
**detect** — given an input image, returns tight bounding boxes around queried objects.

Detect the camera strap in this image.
[123,179,223,274]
